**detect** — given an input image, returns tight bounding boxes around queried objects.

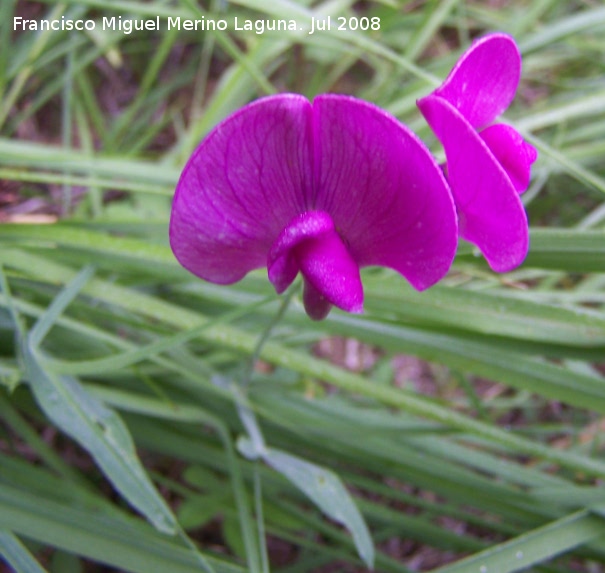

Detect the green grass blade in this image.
[19,268,180,538]
[28,266,94,347]
[240,439,375,569]
[0,530,48,573]
[433,511,605,573]
[21,348,179,536]
[519,5,605,52]
[0,483,242,573]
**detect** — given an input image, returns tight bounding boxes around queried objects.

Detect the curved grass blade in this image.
[238,437,375,570]
[432,510,605,573]
[267,448,374,570]
[0,530,48,573]
[17,267,181,541]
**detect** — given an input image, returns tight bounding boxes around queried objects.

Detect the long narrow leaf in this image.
[238,438,375,569]
[433,511,605,573]
[19,268,178,536]
[0,483,241,573]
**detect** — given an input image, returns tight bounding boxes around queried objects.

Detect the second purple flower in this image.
[418,33,538,272]
[170,94,458,320]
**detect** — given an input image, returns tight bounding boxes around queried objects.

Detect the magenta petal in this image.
[434,34,521,130]
[169,94,313,284]
[267,211,363,316]
[312,94,458,291]
[297,230,363,314]
[267,211,334,294]
[480,124,538,193]
[302,280,333,321]
[418,95,528,272]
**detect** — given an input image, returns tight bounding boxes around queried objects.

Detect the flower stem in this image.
[242,283,300,388]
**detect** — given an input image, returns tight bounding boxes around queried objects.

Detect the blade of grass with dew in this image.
[15,267,181,539]
[92,388,502,562]
[262,448,375,569]
[433,511,605,573]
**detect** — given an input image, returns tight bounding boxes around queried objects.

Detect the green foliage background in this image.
[2,0,605,572]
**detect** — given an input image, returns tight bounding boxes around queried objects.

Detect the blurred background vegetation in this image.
[2,0,605,572]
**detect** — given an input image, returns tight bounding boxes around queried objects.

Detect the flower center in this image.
[267,211,363,320]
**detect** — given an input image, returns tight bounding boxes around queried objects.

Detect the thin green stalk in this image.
[176,527,217,573]
[0,4,66,130]
[74,103,103,217]
[180,0,275,95]
[404,0,459,62]
[523,132,605,195]
[229,286,298,571]
[48,295,275,376]
[190,0,221,120]
[0,266,25,343]
[0,168,171,196]
[0,0,17,101]
[61,33,76,215]
[511,0,558,36]
[254,464,270,573]
[242,285,299,388]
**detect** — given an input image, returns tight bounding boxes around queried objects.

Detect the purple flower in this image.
[417,33,538,272]
[170,94,458,320]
